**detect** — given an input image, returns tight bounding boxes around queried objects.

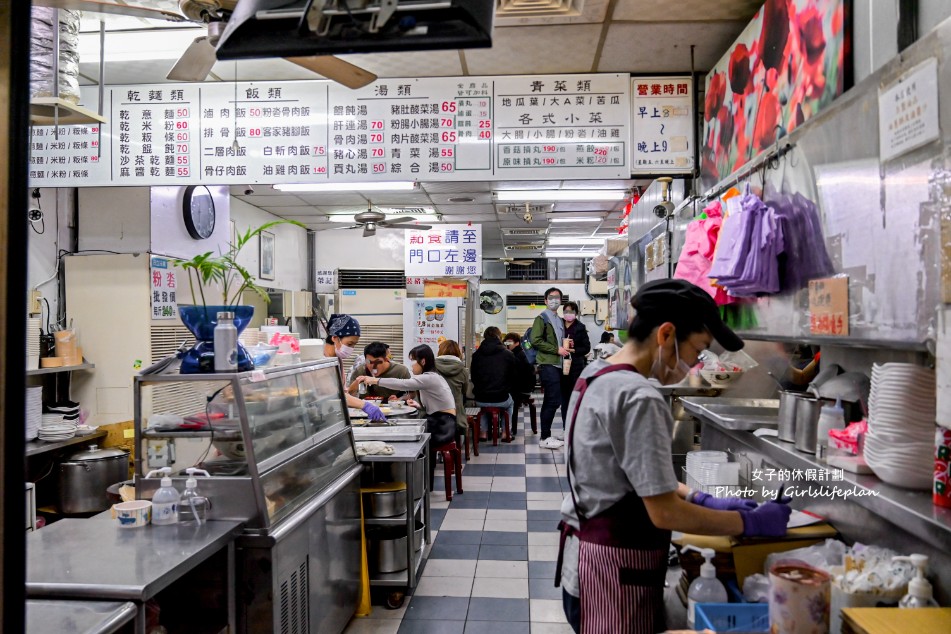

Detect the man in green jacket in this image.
[530,287,570,448]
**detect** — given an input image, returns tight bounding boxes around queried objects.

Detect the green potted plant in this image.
[173,219,303,373]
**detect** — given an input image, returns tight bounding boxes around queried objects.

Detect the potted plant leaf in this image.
[173,219,304,373]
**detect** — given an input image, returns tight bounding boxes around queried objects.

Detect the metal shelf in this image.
[30,98,107,126]
[364,497,424,527]
[25,430,107,458]
[27,361,95,376]
[369,548,425,587]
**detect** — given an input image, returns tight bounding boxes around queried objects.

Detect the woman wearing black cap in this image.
[557,280,791,634]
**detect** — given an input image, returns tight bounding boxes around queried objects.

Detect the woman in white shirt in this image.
[357,344,457,489]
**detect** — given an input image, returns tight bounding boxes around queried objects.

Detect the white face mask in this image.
[564,312,577,322]
[504,341,514,348]
[546,298,561,311]
[336,344,354,360]
[650,338,692,385]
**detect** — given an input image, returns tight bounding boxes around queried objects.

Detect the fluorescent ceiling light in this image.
[79,28,203,62]
[274,181,417,192]
[495,190,627,202]
[550,217,603,223]
[327,214,441,223]
[544,250,598,258]
[548,237,605,246]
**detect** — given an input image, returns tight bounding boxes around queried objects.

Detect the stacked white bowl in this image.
[864,363,936,490]
[26,318,41,371]
[25,387,42,441]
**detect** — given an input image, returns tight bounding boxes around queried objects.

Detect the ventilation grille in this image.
[505,292,571,306]
[341,323,404,377]
[497,203,553,215]
[507,259,551,281]
[279,559,309,634]
[148,325,213,417]
[497,0,582,18]
[502,228,547,237]
[504,243,545,251]
[337,269,406,289]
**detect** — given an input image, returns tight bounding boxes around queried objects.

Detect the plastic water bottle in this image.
[815,399,845,460]
[147,468,181,526]
[682,546,728,629]
[214,311,238,372]
[179,468,210,525]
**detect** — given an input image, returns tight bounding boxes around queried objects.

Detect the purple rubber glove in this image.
[691,491,758,511]
[361,401,387,422]
[739,500,792,537]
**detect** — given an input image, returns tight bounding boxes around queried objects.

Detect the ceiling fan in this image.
[34,0,378,89]
[336,203,434,238]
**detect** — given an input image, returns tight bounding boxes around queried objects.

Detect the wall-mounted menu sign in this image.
[630,76,694,174]
[29,74,631,187]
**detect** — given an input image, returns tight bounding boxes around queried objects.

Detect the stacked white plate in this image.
[26,318,40,371]
[685,450,736,493]
[864,363,936,490]
[39,411,77,441]
[25,387,42,441]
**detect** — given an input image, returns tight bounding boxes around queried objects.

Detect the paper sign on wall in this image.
[879,58,940,162]
[150,257,178,320]
[631,76,695,174]
[405,223,482,277]
[315,269,336,293]
[402,297,462,365]
[809,276,849,336]
[424,279,469,298]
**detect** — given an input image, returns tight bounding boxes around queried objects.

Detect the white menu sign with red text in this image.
[630,76,695,174]
[404,223,482,278]
[29,74,631,186]
[149,257,178,320]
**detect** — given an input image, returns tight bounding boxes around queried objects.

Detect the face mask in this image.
[371,368,379,376]
[650,338,692,384]
[336,344,354,360]
[546,298,561,311]
[564,312,577,322]
[504,341,514,348]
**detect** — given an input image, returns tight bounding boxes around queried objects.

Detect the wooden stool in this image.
[479,406,511,446]
[434,441,463,501]
[465,413,480,457]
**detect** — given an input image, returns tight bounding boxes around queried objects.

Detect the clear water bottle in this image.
[214,311,238,372]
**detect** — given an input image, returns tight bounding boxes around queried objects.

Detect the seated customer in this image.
[347,341,411,401]
[436,340,472,443]
[503,332,537,435]
[470,327,516,441]
[591,331,622,360]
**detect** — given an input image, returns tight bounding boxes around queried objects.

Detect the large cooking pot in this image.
[59,444,130,514]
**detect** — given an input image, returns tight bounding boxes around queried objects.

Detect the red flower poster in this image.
[701,0,848,188]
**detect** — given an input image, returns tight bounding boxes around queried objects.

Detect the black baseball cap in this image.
[632,279,744,352]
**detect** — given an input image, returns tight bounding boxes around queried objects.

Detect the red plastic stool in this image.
[465,413,480,457]
[435,441,464,501]
[479,406,511,446]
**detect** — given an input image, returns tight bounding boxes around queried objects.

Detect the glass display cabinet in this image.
[134,358,362,633]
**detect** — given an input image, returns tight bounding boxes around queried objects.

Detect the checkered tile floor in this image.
[345,415,573,634]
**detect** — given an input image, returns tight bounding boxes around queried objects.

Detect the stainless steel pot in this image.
[366,489,407,518]
[373,459,425,500]
[367,528,409,573]
[778,391,800,443]
[794,397,823,454]
[58,444,130,514]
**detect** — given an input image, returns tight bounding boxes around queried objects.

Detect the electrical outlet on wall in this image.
[29,290,42,315]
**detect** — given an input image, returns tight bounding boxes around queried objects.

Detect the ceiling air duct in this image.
[30,6,82,105]
[216,0,495,60]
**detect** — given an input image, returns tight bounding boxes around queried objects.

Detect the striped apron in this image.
[558,364,672,634]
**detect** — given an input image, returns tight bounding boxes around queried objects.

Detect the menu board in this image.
[630,76,695,174]
[29,74,631,187]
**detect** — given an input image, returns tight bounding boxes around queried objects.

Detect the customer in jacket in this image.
[530,287,570,448]
[436,339,472,443]
[503,332,537,435]
[470,327,517,441]
[347,341,412,401]
[557,280,791,633]
[560,301,591,425]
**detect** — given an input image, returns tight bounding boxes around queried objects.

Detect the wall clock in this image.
[183,185,216,240]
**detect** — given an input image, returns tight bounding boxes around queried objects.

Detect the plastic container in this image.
[895,554,940,608]
[682,546,728,629]
[179,468,210,525]
[694,603,769,633]
[815,399,845,460]
[146,468,180,526]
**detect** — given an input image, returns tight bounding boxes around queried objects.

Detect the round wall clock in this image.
[183,185,216,240]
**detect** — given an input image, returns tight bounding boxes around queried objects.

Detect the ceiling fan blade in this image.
[166,36,217,82]
[285,56,377,90]
[363,225,377,238]
[410,224,433,231]
[380,217,414,225]
[34,0,188,21]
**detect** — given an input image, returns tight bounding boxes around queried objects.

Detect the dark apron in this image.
[556,364,671,634]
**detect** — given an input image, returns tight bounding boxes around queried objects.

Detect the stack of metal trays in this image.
[351,421,425,442]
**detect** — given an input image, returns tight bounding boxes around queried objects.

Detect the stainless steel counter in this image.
[26,599,136,634]
[357,434,430,462]
[26,518,242,601]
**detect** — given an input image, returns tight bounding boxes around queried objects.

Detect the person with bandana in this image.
[323,314,386,422]
[559,301,591,425]
[556,280,792,633]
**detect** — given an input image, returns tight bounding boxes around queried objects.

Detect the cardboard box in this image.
[842,607,951,634]
[98,420,135,478]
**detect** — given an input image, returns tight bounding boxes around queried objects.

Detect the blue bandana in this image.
[328,314,361,338]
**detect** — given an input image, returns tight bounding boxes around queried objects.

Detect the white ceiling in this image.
[71,0,763,257]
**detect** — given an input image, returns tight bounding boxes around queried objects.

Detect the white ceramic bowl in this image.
[700,369,743,388]
[114,500,152,528]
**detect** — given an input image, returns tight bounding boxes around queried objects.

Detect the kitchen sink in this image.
[679,398,780,430]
